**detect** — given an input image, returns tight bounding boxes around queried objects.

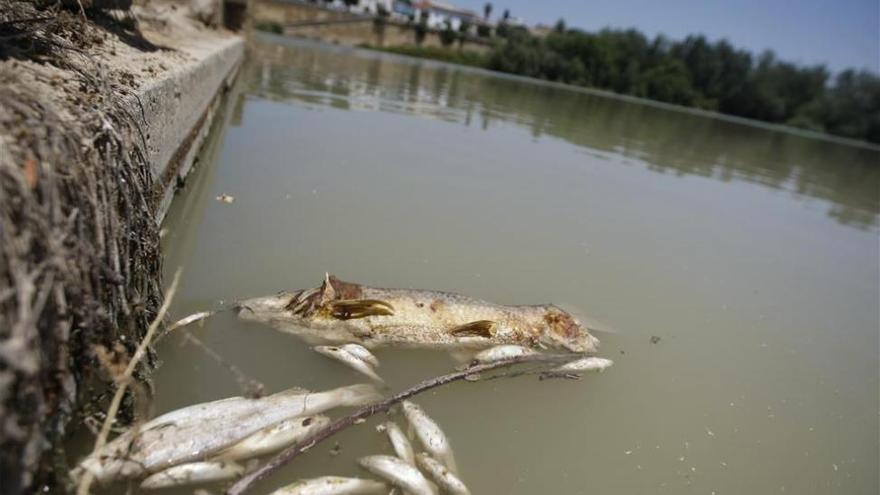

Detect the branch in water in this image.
[225,352,582,495]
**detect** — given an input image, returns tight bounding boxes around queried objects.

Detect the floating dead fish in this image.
[473,344,537,363]
[376,421,415,465]
[216,414,331,460]
[314,345,384,383]
[401,401,457,475]
[415,452,471,495]
[552,357,614,373]
[339,343,380,367]
[358,455,437,495]
[237,274,599,352]
[140,461,244,489]
[73,384,382,484]
[269,476,388,495]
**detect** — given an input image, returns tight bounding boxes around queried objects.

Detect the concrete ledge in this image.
[140,36,244,220]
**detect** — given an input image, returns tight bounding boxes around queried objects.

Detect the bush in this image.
[254,21,282,34]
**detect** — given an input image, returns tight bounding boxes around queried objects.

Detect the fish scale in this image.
[238,275,599,352]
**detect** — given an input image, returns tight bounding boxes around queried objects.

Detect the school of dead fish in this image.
[72,274,613,493]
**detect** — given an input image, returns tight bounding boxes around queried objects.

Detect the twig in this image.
[225,352,580,495]
[76,269,182,495]
[178,330,266,398]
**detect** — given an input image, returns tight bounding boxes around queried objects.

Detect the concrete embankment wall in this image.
[252,0,490,52]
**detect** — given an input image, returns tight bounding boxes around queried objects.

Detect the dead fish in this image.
[269,476,388,495]
[358,455,438,495]
[216,414,331,460]
[415,452,471,495]
[73,384,381,484]
[140,461,244,489]
[552,356,614,373]
[339,343,380,367]
[314,345,384,383]
[376,421,415,465]
[237,274,599,352]
[473,344,536,363]
[401,401,457,475]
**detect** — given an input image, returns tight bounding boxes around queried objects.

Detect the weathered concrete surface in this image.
[133,17,244,219]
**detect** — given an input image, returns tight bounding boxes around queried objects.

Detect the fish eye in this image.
[302,417,313,426]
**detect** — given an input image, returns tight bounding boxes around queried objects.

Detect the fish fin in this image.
[319,272,337,305]
[449,320,496,338]
[329,299,395,320]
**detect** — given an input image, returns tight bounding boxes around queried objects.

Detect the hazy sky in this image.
[454,0,879,74]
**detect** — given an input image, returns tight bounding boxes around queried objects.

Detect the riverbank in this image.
[348,39,880,151]
[0,1,243,492]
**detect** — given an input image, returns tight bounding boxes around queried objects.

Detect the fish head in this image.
[236,291,303,325]
[539,306,600,353]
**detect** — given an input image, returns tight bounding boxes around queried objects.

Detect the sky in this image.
[454,0,879,74]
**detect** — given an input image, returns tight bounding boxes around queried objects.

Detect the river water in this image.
[117,33,880,494]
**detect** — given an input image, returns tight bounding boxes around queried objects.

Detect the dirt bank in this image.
[0,1,241,492]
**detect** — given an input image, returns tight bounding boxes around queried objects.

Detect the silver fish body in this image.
[339,343,380,367]
[216,414,331,460]
[377,421,415,465]
[74,384,381,484]
[473,344,536,363]
[415,452,471,495]
[553,357,614,373]
[314,345,384,383]
[139,461,244,489]
[237,275,599,352]
[269,476,389,495]
[401,401,457,475]
[358,455,438,495]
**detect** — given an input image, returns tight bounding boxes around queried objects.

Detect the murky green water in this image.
[101,33,880,493]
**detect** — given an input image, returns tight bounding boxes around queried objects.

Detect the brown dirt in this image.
[0,1,228,492]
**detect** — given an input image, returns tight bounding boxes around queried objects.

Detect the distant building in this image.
[413,0,479,30]
[392,0,416,19]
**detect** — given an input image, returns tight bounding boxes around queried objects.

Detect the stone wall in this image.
[252,0,490,52]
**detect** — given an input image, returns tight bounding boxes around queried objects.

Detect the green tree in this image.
[439,20,457,47]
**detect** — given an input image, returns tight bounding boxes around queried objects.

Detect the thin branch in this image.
[76,268,182,495]
[225,352,581,495]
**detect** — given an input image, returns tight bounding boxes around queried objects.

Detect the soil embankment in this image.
[0,1,243,492]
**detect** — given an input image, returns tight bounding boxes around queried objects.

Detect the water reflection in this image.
[240,34,880,230]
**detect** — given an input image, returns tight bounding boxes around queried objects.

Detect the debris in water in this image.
[650,335,661,344]
[216,193,235,204]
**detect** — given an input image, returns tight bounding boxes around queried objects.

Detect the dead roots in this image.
[0,1,163,492]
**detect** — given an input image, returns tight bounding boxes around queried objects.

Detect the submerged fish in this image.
[415,452,471,495]
[473,344,537,363]
[401,401,457,475]
[217,414,331,460]
[73,384,381,484]
[314,345,384,383]
[339,343,380,367]
[269,476,388,495]
[376,421,415,465]
[237,275,599,352]
[358,455,438,495]
[140,461,244,489]
[552,356,614,373]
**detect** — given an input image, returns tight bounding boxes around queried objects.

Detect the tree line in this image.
[481,22,879,144]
